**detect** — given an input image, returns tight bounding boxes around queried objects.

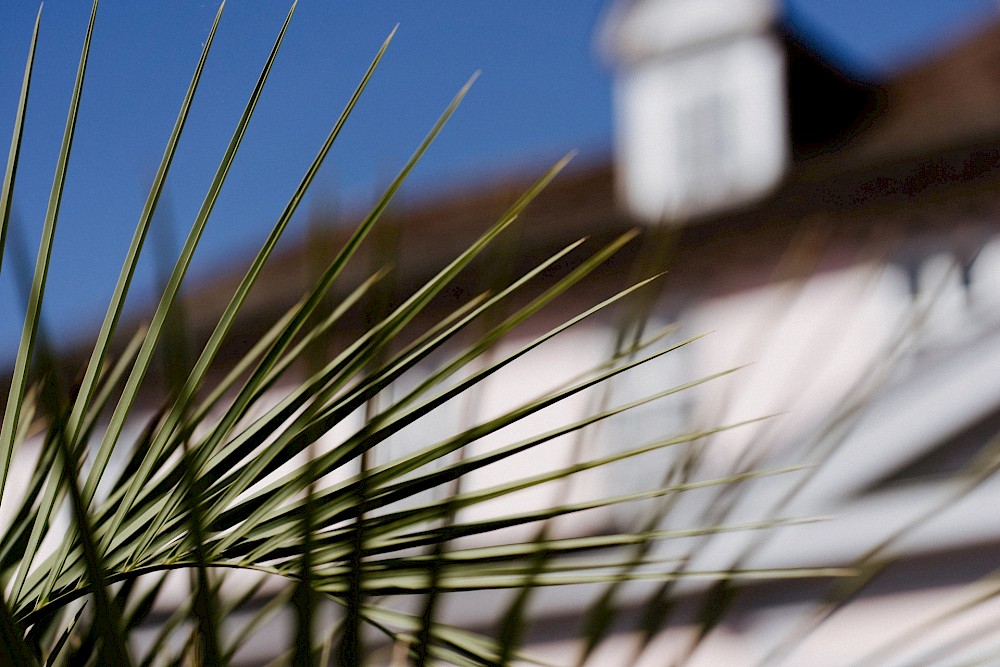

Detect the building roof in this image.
[843,20,1000,162]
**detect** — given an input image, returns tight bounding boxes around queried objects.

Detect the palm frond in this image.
[2,6,973,667]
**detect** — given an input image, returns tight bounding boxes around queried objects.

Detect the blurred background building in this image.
[7,0,1000,664]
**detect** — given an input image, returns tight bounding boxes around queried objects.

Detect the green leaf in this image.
[0,0,97,501]
[0,5,40,280]
[92,1,298,558]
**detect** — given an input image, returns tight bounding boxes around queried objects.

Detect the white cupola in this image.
[602,0,789,223]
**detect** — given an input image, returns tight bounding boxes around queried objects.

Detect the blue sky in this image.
[786,0,1000,77]
[0,0,998,362]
